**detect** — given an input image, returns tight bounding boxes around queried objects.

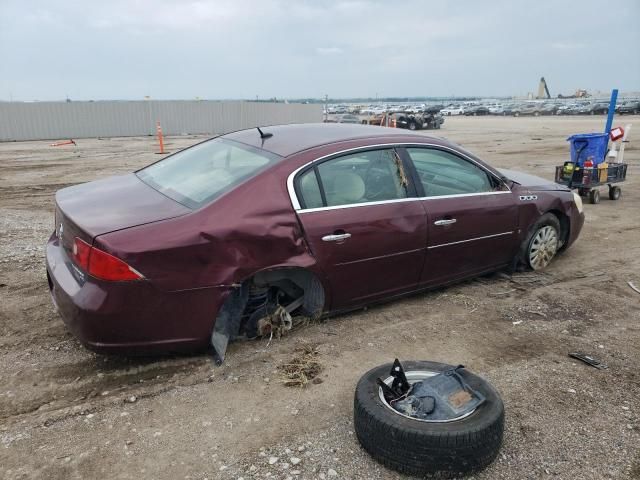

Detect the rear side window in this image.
[298,169,324,209]
[297,149,409,209]
[137,138,280,209]
[406,148,493,197]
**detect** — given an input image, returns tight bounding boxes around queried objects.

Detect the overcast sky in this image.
[1,0,638,101]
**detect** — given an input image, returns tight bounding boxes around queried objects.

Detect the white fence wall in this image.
[0,101,322,141]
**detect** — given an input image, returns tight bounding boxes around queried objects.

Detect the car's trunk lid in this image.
[55,174,191,250]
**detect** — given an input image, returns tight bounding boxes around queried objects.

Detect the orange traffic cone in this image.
[155,121,166,154]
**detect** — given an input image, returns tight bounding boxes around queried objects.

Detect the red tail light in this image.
[72,238,143,281]
[72,237,91,270]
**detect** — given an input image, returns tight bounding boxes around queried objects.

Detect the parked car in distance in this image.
[46,124,585,361]
[465,106,490,116]
[406,105,424,114]
[502,104,518,116]
[587,102,609,115]
[556,103,576,115]
[420,112,445,129]
[489,105,505,115]
[441,106,465,115]
[338,114,360,124]
[423,104,444,114]
[558,103,586,115]
[571,103,596,115]
[617,101,640,115]
[513,104,541,116]
[539,103,559,115]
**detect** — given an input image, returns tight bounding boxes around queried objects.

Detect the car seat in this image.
[326,172,366,206]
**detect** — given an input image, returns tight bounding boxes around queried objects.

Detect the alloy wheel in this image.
[528,225,559,270]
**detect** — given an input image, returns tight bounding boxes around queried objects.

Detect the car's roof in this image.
[223,123,441,157]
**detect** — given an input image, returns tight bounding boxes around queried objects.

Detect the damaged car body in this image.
[46,124,584,362]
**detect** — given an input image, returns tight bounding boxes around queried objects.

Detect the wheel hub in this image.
[377,360,484,423]
[529,225,558,270]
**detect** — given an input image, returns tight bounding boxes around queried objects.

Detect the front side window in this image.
[297,149,409,208]
[406,148,495,197]
[137,138,281,209]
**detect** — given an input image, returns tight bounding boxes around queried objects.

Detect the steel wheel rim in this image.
[529,225,559,270]
[378,370,477,423]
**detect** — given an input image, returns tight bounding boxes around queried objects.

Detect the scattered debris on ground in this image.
[278,344,323,387]
[569,352,608,369]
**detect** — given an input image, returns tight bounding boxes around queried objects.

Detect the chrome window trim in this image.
[428,231,514,249]
[286,142,511,212]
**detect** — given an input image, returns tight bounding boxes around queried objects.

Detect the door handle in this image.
[322,233,352,242]
[434,219,457,226]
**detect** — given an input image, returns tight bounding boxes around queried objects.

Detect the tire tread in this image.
[353,361,504,477]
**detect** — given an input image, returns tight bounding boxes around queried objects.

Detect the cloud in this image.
[0,0,638,100]
[316,47,343,56]
[550,42,586,50]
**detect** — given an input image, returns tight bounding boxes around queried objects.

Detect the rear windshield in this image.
[136,138,281,209]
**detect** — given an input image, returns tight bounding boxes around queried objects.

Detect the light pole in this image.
[324,94,328,122]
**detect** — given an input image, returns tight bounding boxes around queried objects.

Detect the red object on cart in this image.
[610,127,624,142]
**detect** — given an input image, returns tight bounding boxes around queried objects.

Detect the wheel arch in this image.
[210,265,328,364]
[248,265,327,317]
[546,208,570,250]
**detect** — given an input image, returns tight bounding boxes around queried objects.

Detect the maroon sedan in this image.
[46,124,584,361]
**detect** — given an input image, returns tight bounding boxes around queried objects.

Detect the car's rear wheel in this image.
[522,213,561,271]
[408,122,416,130]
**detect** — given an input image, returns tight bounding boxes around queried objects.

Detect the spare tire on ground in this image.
[353,360,504,478]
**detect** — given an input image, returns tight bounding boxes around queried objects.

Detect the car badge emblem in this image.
[58,223,64,239]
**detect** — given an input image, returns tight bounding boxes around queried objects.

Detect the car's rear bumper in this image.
[45,232,228,355]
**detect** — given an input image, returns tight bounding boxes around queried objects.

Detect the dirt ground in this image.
[1,116,639,480]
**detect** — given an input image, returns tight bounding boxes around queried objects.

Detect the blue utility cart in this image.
[555,162,627,204]
[554,89,631,204]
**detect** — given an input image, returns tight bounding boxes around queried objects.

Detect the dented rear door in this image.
[293,147,427,309]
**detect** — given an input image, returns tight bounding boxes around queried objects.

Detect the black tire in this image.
[609,186,621,200]
[519,213,561,271]
[409,122,417,131]
[354,361,504,478]
[589,189,600,204]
